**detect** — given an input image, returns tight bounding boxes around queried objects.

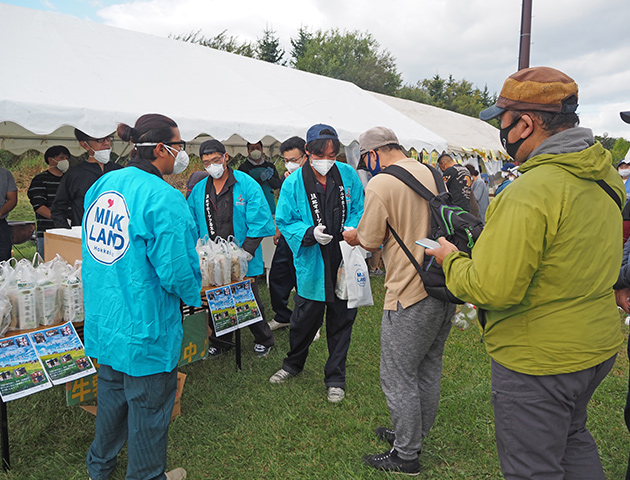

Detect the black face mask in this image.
[500,115,529,160]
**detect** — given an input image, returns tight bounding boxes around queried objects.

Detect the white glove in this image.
[313,225,333,245]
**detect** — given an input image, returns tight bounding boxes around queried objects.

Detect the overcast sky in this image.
[8,0,630,138]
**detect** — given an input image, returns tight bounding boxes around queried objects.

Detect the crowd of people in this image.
[8,65,629,479]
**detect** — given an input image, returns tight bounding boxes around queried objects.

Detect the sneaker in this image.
[254,344,272,358]
[370,268,385,276]
[375,426,396,446]
[363,449,420,476]
[268,319,290,331]
[165,467,187,480]
[207,346,229,358]
[269,368,295,384]
[313,328,321,341]
[327,386,345,403]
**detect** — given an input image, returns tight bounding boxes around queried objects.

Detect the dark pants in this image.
[0,219,11,261]
[268,236,296,324]
[86,365,177,480]
[210,276,274,349]
[625,340,630,480]
[282,294,357,388]
[492,356,615,480]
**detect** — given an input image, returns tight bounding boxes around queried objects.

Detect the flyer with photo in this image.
[206,285,239,336]
[29,322,96,385]
[205,279,262,336]
[0,334,53,402]
[231,280,263,330]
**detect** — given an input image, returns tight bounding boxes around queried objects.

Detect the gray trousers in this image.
[491,355,616,480]
[380,296,455,459]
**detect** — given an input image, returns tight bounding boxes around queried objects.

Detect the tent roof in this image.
[371,92,506,157]
[0,3,447,156]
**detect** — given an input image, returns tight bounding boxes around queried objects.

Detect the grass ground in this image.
[0,153,628,478]
[0,276,626,479]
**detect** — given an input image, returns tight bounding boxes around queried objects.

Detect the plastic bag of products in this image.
[196,236,251,287]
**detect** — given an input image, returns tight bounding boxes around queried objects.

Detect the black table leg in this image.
[0,398,9,471]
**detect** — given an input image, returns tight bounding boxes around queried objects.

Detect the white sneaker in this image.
[269,368,295,384]
[327,387,345,403]
[268,319,290,331]
[313,328,321,341]
[165,467,187,480]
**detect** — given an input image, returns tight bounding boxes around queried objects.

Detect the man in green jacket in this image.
[427,67,624,480]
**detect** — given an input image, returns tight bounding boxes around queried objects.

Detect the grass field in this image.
[0,276,625,479]
[0,153,628,479]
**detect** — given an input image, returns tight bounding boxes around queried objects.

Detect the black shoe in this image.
[362,449,420,476]
[375,426,396,446]
[207,346,230,358]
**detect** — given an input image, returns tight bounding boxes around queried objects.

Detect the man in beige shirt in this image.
[344,127,456,475]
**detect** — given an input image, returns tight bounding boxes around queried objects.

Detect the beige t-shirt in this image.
[356,158,437,311]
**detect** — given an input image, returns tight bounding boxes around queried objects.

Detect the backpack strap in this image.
[382,164,444,200]
[387,221,425,279]
[596,180,622,210]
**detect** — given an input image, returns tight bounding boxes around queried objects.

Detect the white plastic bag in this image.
[338,241,373,308]
[61,262,84,323]
[34,260,62,326]
[335,259,348,300]
[9,259,38,330]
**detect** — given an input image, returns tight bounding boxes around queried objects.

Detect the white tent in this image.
[0,3,447,158]
[371,92,506,159]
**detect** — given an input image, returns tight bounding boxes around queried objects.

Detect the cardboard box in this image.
[170,372,186,421]
[44,227,83,263]
[80,371,187,423]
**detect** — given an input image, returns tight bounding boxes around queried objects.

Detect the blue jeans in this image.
[86,365,178,480]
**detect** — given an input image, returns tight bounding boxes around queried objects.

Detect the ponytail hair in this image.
[117,113,178,161]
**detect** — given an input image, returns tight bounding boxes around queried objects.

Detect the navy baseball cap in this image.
[306,124,338,144]
[622,112,630,124]
[501,162,516,172]
[199,139,226,156]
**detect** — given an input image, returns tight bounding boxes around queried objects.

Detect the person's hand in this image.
[424,237,459,265]
[273,231,282,245]
[260,167,274,182]
[284,171,290,178]
[615,287,630,313]
[313,225,333,245]
[342,227,359,246]
[244,252,253,262]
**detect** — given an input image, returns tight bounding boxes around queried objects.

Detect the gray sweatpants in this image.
[491,355,616,480]
[380,296,456,459]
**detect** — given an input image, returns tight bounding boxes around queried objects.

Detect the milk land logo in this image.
[354,266,367,288]
[84,191,130,265]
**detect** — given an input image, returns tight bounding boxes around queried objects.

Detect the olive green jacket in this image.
[443,133,624,375]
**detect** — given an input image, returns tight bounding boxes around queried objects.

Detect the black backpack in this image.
[382,164,484,304]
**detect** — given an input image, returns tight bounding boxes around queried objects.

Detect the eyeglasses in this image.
[284,156,303,164]
[165,141,186,150]
[357,152,370,171]
[95,136,114,144]
[202,155,224,165]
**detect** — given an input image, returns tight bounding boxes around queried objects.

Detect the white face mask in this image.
[205,163,225,179]
[285,161,301,174]
[311,159,335,176]
[249,149,262,161]
[165,145,190,174]
[93,148,111,164]
[619,169,630,179]
[56,159,69,173]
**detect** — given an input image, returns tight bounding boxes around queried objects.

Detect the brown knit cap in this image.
[480,66,578,121]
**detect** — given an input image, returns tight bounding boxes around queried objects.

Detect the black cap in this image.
[199,139,226,156]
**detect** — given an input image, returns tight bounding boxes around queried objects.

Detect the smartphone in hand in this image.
[415,238,440,249]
